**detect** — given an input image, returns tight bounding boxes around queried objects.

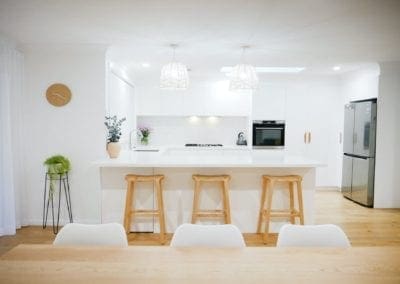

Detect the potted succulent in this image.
[105,115,126,158]
[44,155,71,193]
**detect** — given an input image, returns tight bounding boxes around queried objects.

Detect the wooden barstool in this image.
[257,175,304,243]
[123,174,166,244]
[191,174,231,224]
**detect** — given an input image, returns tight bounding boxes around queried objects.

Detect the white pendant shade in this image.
[160,61,189,90]
[229,63,259,91]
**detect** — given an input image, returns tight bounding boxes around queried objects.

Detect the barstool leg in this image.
[257,178,267,233]
[191,180,200,224]
[289,181,295,224]
[263,180,274,244]
[124,180,134,234]
[222,179,231,224]
[156,178,166,244]
[296,180,304,225]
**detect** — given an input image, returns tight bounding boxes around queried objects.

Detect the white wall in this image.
[21,44,107,224]
[374,61,400,208]
[106,63,135,149]
[341,63,380,103]
[136,116,249,146]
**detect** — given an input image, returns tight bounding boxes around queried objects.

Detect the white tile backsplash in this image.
[136,116,249,146]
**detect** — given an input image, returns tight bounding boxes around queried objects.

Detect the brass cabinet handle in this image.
[304,132,307,144]
[308,132,311,144]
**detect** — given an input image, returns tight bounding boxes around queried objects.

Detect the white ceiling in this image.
[1,0,400,77]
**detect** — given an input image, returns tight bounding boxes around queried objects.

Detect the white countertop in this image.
[94,147,324,168]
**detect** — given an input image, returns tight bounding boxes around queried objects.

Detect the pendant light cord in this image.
[241,45,250,63]
[170,44,178,61]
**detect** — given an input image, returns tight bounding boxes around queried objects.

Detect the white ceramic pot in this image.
[107,142,121,159]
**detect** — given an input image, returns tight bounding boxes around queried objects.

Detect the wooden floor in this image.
[1,191,399,256]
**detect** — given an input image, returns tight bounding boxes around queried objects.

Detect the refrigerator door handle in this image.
[344,153,369,160]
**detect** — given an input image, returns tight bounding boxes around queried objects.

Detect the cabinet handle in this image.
[308,132,311,144]
[304,132,307,144]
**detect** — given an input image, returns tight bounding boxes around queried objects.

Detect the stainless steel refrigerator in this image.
[341,98,377,207]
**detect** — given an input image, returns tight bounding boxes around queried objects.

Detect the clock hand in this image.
[53,92,65,99]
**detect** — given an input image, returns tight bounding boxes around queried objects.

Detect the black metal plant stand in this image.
[42,172,73,234]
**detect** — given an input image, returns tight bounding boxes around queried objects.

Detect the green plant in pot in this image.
[44,155,71,193]
[105,115,126,158]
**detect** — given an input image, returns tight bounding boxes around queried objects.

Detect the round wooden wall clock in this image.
[46,83,72,107]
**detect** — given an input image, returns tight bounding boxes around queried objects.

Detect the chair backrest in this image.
[276,224,351,248]
[53,223,128,247]
[170,223,246,247]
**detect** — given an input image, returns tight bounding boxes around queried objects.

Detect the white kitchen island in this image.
[95,148,323,233]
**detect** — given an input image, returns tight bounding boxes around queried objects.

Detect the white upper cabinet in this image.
[252,83,286,120]
[136,80,251,116]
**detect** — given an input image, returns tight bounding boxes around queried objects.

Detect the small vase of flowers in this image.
[138,126,151,145]
[104,115,126,158]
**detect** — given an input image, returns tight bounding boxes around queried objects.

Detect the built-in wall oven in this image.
[252,120,285,148]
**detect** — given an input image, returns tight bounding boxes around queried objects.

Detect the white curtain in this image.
[0,35,24,236]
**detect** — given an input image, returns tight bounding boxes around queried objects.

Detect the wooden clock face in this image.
[46,83,72,107]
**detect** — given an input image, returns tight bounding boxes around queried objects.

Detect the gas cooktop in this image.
[185,144,223,147]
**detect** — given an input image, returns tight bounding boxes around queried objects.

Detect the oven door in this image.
[253,125,285,148]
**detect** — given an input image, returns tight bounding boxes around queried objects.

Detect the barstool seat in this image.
[257,175,304,243]
[123,174,166,244]
[191,174,231,224]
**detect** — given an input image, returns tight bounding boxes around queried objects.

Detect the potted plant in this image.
[44,155,71,193]
[138,126,151,145]
[105,115,126,158]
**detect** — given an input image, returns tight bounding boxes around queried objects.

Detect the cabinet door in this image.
[137,81,251,116]
[285,82,343,187]
[158,91,184,115]
[252,84,286,120]
[285,84,310,155]
[206,81,252,116]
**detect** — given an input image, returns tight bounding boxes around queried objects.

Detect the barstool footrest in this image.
[130,210,160,217]
[261,209,301,218]
[194,210,225,218]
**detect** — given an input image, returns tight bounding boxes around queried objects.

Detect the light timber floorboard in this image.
[1,190,399,255]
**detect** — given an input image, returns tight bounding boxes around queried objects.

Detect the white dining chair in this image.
[53,223,128,246]
[276,224,351,247]
[170,223,246,247]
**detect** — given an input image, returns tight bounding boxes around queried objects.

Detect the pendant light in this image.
[229,46,258,91]
[160,44,189,90]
